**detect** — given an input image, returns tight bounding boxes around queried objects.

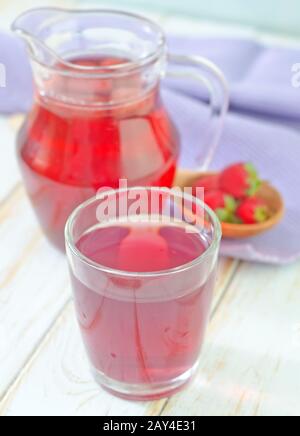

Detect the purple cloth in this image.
[1,32,299,264]
[0,33,33,113]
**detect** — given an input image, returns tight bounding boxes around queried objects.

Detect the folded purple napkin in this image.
[1,32,299,264]
[0,32,33,113]
[167,36,300,121]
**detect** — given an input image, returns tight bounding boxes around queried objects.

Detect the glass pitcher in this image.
[12,8,228,251]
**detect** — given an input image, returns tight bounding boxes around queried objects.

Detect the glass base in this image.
[91,361,199,401]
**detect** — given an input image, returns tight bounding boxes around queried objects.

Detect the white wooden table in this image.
[0,0,300,417]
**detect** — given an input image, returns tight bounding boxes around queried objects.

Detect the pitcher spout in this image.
[12,8,65,68]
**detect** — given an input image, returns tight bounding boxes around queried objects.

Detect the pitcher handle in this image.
[166,54,229,171]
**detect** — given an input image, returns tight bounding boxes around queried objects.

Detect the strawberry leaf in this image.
[254,206,269,223]
[216,208,232,223]
[224,195,237,213]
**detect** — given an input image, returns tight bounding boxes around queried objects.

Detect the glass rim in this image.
[65,187,222,278]
[12,7,167,79]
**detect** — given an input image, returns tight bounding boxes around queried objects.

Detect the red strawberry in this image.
[236,197,269,224]
[219,163,261,199]
[204,190,237,222]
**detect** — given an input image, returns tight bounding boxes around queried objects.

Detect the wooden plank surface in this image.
[0,188,71,399]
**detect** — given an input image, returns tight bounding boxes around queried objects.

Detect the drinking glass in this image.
[65,187,221,400]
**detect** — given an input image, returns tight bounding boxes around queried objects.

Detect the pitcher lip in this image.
[11,7,167,77]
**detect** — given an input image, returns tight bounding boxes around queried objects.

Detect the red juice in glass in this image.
[72,224,215,387]
[17,56,179,250]
[66,188,221,400]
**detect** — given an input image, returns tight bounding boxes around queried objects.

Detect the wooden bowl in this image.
[174,169,285,239]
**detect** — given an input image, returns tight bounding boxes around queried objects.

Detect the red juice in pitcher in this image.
[71,222,216,394]
[17,56,180,250]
